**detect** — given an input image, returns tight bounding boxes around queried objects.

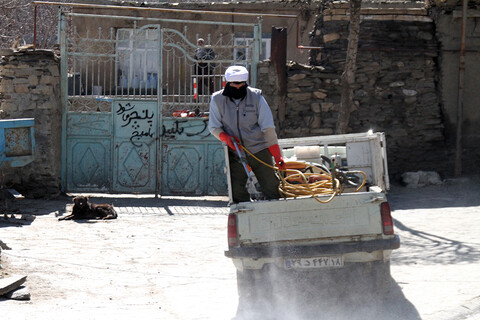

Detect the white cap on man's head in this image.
[225,66,249,82]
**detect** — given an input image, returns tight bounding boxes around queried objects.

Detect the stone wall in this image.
[0,6,475,195]
[258,9,451,181]
[0,49,62,198]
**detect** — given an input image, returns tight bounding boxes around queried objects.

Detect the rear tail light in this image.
[380,202,394,235]
[227,213,239,247]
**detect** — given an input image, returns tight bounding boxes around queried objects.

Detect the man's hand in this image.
[268,144,285,170]
[219,132,240,151]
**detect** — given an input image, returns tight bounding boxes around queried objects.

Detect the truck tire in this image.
[370,261,392,295]
[236,269,274,319]
[236,269,274,300]
[236,269,256,300]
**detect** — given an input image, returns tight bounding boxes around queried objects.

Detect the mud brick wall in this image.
[258,14,450,181]
[0,49,61,198]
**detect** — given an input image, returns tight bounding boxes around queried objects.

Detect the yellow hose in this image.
[240,145,367,204]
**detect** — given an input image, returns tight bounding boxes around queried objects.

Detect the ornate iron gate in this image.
[59,10,261,195]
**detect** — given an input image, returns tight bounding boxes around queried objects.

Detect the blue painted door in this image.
[207,143,227,195]
[113,100,158,193]
[61,15,260,195]
[162,143,205,195]
[66,113,112,192]
[161,118,227,195]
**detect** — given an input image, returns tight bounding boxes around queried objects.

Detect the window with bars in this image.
[234,36,271,61]
[116,28,159,91]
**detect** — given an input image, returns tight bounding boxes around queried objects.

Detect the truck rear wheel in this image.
[327,261,392,297]
[236,269,274,299]
[236,269,255,299]
[370,260,392,295]
[236,269,274,319]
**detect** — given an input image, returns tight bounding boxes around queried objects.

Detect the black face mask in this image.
[223,83,248,100]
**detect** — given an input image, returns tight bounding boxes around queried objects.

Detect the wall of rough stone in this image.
[259,7,454,181]
[0,49,62,198]
[1,7,477,196]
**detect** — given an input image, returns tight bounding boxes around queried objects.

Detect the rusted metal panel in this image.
[0,118,35,168]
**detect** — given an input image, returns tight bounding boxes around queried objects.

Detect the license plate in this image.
[285,256,344,269]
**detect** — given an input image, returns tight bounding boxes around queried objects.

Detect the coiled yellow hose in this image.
[240,145,367,204]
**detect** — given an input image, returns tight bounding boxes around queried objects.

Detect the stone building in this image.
[0,0,479,197]
[0,49,61,198]
[260,0,480,180]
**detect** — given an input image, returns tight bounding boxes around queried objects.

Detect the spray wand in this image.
[231,138,264,200]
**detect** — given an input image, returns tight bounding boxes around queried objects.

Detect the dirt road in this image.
[1,176,480,320]
[1,196,237,319]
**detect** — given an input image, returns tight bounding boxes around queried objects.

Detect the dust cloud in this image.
[234,265,421,320]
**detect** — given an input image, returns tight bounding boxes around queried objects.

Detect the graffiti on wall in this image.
[115,101,212,143]
[116,102,155,147]
[162,119,211,139]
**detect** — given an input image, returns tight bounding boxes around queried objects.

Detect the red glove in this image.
[268,144,285,170]
[219,132,240,151]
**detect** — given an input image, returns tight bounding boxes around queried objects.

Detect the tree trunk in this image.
[336,0,362,134]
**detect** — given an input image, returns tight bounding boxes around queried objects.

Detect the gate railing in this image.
[59,10,261,194]
[61,12,261,116]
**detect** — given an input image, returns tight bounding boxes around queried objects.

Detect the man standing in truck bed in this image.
[208,65,285,203]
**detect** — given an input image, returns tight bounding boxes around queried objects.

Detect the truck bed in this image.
[224,132,399,264]
[231,191,386,246]
[225,189,400,262]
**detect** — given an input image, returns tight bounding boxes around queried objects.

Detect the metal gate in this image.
[59,9,261,195]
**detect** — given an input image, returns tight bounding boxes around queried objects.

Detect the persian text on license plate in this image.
[285,256,344,269]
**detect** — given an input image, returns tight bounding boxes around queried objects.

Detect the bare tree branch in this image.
[0,0,71,49]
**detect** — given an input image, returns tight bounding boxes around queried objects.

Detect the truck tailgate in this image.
[232,192,385,245]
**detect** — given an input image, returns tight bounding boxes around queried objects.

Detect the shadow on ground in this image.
[3,193,229,220]
[94,195,229,209]
[392,219,480,265]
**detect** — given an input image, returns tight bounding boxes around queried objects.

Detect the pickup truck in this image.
[224,131,400,302]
